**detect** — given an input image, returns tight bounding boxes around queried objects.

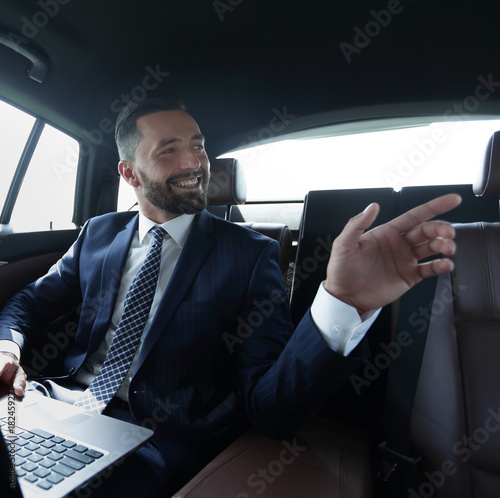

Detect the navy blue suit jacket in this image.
[0,210,367,450]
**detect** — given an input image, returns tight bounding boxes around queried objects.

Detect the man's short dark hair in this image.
[115,97,186,161]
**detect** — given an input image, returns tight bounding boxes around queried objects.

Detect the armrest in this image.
[172,417,373,498]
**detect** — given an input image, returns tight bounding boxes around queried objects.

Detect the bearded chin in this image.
[165,189,208,215]
[141,175,209,216]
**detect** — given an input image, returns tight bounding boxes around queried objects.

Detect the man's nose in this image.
[179,147,201,169]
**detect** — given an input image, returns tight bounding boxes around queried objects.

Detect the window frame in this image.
[0,119,45,225]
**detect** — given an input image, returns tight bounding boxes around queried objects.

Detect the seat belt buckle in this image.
[376,441,421,482]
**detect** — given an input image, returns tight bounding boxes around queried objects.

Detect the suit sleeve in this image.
[231,238,370,439]
[0,224,87,351]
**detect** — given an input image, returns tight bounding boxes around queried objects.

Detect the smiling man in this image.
[117,107,211,221]
[0,97,461,496]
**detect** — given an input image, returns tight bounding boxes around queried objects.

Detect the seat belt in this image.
[377,275,439,491]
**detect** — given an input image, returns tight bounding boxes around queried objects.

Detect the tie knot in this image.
[150,226,165,244]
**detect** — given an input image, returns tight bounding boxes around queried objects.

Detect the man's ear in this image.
[118,161,140,188]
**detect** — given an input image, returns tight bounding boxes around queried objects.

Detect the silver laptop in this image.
[0,387,153,497]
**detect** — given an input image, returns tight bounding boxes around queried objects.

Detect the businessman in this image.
[0,97,461,495]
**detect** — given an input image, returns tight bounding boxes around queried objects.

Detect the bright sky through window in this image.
[0,99,79,231]
[219,120,500,201]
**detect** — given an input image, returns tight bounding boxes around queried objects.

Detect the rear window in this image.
[219,118,500,201]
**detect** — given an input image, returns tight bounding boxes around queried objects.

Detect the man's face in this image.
[127,110,210,220]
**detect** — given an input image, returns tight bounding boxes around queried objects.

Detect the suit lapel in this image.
[136,210,215,369]
[88,214,138,354]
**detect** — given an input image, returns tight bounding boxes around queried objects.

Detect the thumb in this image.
[12,367,27,397]
[337,203,380,246]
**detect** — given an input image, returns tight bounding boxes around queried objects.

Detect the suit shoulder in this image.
[85,211,137,229]
[82,211,137,239]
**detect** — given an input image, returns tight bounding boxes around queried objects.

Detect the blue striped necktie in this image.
[74,226,165,413]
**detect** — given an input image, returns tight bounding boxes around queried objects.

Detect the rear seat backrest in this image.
[399,183,499,223]
[289,187,398,430]
[290,187,398,327]
[291,180,499,330]
[387,132,500,497]
[410,223,500,498]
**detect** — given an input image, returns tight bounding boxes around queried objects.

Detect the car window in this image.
[219,119,500,201]
[117,177,138,212]
[0,100,35,206]
[0,99,79,232]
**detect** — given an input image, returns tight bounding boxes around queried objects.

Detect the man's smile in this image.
[169,177,201,189]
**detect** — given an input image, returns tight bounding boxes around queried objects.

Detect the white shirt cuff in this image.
[0,338,21,360]
[310,282,381,356]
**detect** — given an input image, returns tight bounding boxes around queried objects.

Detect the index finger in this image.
[389,193,462,233]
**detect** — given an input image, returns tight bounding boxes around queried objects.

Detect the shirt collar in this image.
[138,212,196,248]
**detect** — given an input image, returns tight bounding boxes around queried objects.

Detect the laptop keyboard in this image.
[1,419,104,492]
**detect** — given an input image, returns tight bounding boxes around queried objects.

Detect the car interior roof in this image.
[0,1,500,159]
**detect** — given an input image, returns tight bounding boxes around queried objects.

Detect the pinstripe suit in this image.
[0,209,367,461]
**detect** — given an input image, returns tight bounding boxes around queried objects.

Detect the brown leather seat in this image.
[402,131,500,497]
[206,157,248,220]
[410,223,500,498]
[173,417,373,498]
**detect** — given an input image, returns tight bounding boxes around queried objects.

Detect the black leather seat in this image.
[290,187,397,327]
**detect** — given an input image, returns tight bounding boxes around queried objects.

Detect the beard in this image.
[139,170,210,216]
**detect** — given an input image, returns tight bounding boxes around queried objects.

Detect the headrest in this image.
[207,158,247,205]
[452,223,500,321]
[473,131,500,197]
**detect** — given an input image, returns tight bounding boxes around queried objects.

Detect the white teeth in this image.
[173,178,198,187]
